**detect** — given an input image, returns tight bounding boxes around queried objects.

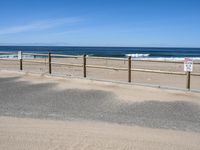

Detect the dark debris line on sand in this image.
[0,77,200,132]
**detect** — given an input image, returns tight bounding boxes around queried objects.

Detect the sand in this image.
[0,57,200,90]
[1,116,200,150]
[1,70,200,104]
[0,64,200,150]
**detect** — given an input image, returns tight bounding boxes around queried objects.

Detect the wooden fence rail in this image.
[0,52,200,91]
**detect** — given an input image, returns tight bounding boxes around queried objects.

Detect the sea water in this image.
[0,46,200,60]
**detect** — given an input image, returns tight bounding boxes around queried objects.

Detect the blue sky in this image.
[0,0,200,47]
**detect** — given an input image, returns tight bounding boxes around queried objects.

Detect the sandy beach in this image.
[1,116,200,150]
[1,0,200,149]
[0,57,200,90]
[0,71,200,149]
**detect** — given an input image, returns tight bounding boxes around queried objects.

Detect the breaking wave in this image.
[125,53,150,58]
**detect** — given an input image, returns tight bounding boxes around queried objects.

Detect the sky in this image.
[0,0,200,47]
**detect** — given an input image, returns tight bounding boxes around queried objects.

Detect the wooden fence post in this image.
[186,71,191,90]
[128,56,131,82]
[83,54,86,78]
[20,59,23,70]
[48,52,52,74]
[18,51,23,70]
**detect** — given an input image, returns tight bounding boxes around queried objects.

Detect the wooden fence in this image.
[0,51,200,91]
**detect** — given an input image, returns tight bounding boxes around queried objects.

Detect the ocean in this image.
[0,46,200,60]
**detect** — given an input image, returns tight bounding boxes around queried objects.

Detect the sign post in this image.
[184,58,193,90]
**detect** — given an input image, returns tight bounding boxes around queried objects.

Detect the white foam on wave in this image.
[1,54,200,61]
[133,57,200,61]
[0,54,34,59]
[23,55,34,59]
[125,53,150,58]
[0,55,17,58]
[125,54,200,61]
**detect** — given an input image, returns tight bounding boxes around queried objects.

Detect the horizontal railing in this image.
[0,52,200,91]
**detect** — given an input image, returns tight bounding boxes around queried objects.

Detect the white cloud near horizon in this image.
[0,17,82,35]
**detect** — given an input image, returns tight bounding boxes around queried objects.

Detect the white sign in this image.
[184,58,193,72]
[18,51,22,60]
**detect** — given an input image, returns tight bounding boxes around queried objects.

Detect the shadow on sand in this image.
[0,77,200,132]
